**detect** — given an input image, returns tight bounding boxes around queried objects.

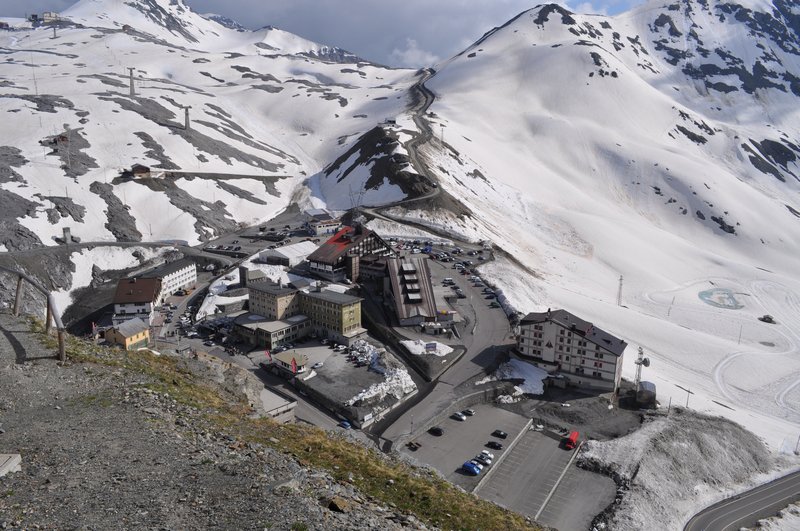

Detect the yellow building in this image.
[243,282,366,346]
[105,318,150,350]
[299,290,363,339]
[249,282,299,320]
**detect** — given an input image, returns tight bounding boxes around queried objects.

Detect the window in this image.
[565,356,570,361]
[558,345,563,351]
[557,354,562,360]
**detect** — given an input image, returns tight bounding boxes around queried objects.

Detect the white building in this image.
[145,259,196,298]
[304,208,341,236]
[112,277,162,326]
[258,240,318,267]
[517,309,626,393]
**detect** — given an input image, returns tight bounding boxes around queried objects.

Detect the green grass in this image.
[30,320,541,531]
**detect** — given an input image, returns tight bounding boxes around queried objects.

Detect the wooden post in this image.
[57,330,65,362]
[13,276,24,316]
[45,299,52,333]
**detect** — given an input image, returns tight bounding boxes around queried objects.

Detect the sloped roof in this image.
[386,257,437,321]
[113,277,161,304]
[115,317,149,338]
[520,309,627,357]
[306,225,388,265]
[274,351,309,366]
[145,258,195,279]
[261,240,318,261]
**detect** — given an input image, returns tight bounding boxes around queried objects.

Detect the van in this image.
[443,277,453,283]
[564,431,579,450]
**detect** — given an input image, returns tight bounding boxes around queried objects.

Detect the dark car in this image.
[486,441,504,450]
[491,429,508,439]
[428,426,444,436]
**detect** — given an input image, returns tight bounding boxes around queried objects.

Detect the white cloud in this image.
[0,0,647,66]
[389,38,440,68]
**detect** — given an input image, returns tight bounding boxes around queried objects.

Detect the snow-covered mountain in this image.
[380,0,800,450]
[2,0,800,450]
[0,0,416,249]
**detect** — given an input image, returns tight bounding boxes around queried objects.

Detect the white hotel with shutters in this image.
[517,309,626,393]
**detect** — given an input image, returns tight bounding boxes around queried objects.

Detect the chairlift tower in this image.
[617,275,623,306]
[127,67,135,97]
[182,105,191,130]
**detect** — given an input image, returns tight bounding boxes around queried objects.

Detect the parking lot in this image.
[477,430,615,531]
[402,404,530,490]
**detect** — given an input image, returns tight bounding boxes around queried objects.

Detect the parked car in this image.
[462,462,481,476]
[480,450,495,459]
[486,441,504,450]
[468,460,484,471]
[339,420,352,429]
[452,412,467,421]
[312,362,324,369]
[203,340,214,346]
[428,426,444,436]
[489,301,501,308]
[463,409,475,416]
[491,429,508,439]
[475,455,492,466]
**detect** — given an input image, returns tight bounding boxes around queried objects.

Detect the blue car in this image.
[462,462,481,476]
[338,420,352,429]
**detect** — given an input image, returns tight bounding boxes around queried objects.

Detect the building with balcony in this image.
[306,225,395,282]
[517,309,626,393]
[112,277,162,325]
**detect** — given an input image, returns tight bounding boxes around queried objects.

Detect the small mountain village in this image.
[74,204,649,528]
[3,1,800,529]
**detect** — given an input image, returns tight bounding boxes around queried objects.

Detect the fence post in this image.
[45,299,52,333]
[57,329,66,362]
[13,275,24,316]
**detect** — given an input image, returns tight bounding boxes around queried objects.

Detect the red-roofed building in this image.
[306,225,395,282]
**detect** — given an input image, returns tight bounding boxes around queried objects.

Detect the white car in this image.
[469,460,484,470]
[312,362,324,369]
[480,450,495,460]
[452,412,467,421]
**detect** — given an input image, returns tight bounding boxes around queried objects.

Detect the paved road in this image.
[685,470,800,531]
[380,258,513,446]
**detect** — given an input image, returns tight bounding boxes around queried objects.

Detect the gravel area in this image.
[0,313,431,530]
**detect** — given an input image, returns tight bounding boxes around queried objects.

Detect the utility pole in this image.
[616,275,624,306]
[52,26,56,39]
[184,105,191,130]
[127,67,135,97]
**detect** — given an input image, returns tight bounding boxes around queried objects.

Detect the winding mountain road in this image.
[685,470,800,531]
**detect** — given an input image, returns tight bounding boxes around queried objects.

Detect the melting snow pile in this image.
[750,503,800,530]
[345,344,416,406]
[495,358,548,395]
[344,369,416,407]
[401,339,453,357]
[580,409,779,531]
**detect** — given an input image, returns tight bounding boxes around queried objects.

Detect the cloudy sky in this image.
[0,0,645,66]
